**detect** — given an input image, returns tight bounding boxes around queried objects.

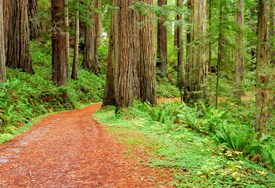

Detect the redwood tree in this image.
[28,0,41,40]
[139,0,156,105]
[0,0,5,82]
[6,0,33,74]
[185,0,208,102]
[52,0,69,86]
[157,0,167,77]
[255,0,269,138]
[82,0,100,74]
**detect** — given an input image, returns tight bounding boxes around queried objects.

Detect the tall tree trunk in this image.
[176,0,184,101]
[255,0,269,139]
[216,0,223,109]
[82,1,100,74]
[234,0,245,103]
[102,0,119,106]
[116,0,137,109]
[28,0,41,40]
[94,0,102,47]
[3,0,9,54]
[139,0,156,105]
[52,0,69,86]
[0,0,5,82]
[157,0,167,77]
[270,0,274,65]
[208,0,212,73]
[6,0,33,74]
[71,0,79,80]
[185,0,208,103]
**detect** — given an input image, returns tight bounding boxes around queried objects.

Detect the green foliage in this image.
[94,101,275,187]
[0,42,105,143]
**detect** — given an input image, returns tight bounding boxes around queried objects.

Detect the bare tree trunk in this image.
[116,0,136,109]
[52,0,69,86]
[94,0,102,47]
[102,0,119,106]
[6,0,33,74]
[28,0,41,40]
[71,0,79,80]
[82,1,100,74]
[255,0,269,139]
[208,0,212,73]
[139,0,156,105]
[3,0,9,54]
[216,0,223,109]
[176,0,184,101]
[0,0,6,82]
[185,0,208,103]
[234,0,245,103]
[157,0,167,77]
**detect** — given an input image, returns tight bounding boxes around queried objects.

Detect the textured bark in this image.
[216,0,223,109]
[71,1,79,80]
[6,0,33,74]
[102,0,119,106]
[139,0,156,105]
[94,0,102,47]
[3,0,9,54]
[0,0,5,82]
[208,0,212,73]
[157,0,167,77]
[52,0,69,86]
[28,0,41,40]
[270,0,274,65]
[82,1,100,74]
[185,0,208,103]
[176,0,184,100]
[116,0,136,109]
[234,0,245,103]
[255,0,269,139]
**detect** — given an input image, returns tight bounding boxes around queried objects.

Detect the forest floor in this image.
[0,103,173,187]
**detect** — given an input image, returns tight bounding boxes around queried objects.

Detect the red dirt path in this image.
[0,104,173,187]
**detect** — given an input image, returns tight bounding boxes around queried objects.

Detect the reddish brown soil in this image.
[0,104,173,187]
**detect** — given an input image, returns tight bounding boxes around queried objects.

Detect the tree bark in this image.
[6,0,33,74]
[116,0,137,109]
[157,0,167,77]
[176,0,184,100]
[71,0,79,80]
[139,0,156,105]
[94,0,102,47]
[185,0,208,103]
[3,0,9,54]
[255,0,269,139]
[102,0,119,106]
[82,1,100,74]
[234,0,245,103]
[28,0,41,40]
[52,0,69,86]
[216,0,223,109]
[0,0,6,82]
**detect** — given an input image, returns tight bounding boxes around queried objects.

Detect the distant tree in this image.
[234,0,245,103]
[102,0,119,107]
[175,0,184,100]
[255,0,269,139]
[185,0,208,103]
[0,0,5,82]
[28,0,41,40]
[94,0,102,47]
[82,0,100,74]
[157,0,167,77]
[3,0,9,54]
[52,0,69,86]
[139,0,156,105]
[6,0,33,74]
[71,0,80,80]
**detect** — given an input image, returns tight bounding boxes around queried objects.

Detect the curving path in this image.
[0,103,172,187]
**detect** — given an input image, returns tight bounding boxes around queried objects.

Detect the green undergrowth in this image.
[94,101,275,187]
[0,41,105,143]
